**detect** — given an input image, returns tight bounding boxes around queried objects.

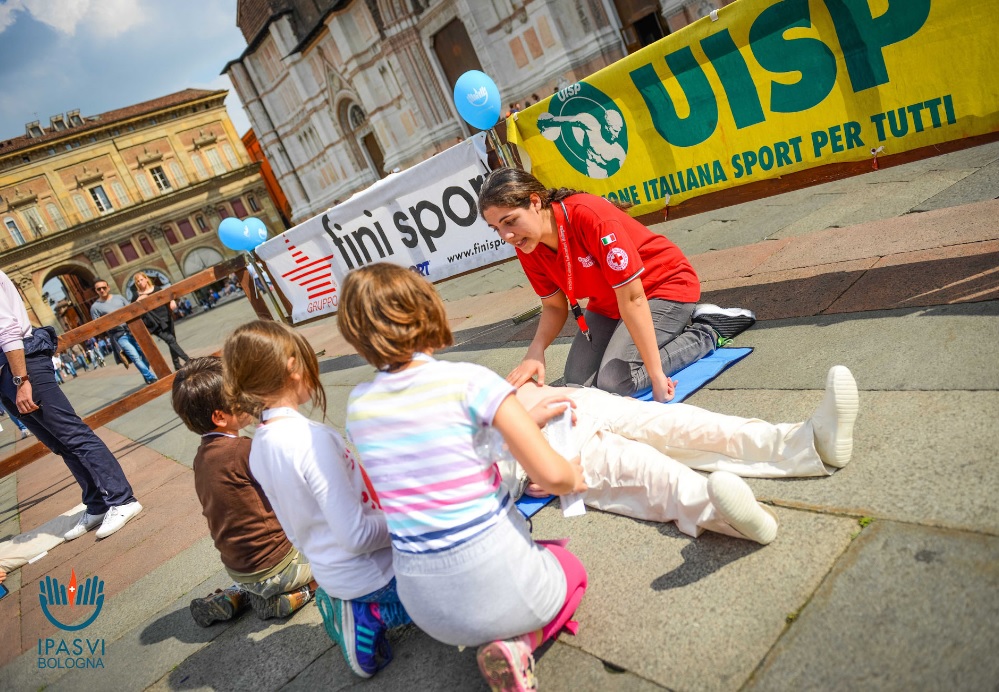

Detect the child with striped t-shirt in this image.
[339,263,589,692]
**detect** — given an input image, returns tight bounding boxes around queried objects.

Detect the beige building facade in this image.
[0,89,282,331]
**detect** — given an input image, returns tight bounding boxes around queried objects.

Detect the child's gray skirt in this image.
[393,507,566,647]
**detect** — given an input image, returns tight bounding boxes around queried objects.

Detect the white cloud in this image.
[0,1,26,33]
[18,0,90,35]
[84,0,146,37]
[0,0,145,37]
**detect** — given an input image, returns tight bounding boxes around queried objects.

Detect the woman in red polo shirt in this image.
[478,168,725,402]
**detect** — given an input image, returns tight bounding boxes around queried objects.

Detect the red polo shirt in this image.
[516,194,700,320]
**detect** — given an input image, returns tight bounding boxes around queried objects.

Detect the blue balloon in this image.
[243,217,269,248]
[453,70,501,131]
[218,216,267,252]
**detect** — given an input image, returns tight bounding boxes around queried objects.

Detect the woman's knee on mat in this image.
[594,358,640,396]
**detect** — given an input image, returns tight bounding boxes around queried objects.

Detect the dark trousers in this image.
[0,353,135,514]
[563,299,717,395]
[153,327,190,370]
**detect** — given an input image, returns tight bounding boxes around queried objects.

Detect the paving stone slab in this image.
[922,139,999,169]
[691,239,792,283]
[767,192,858,238]
[745,521,999,692]
[532,642,670,691]
[710,301,999,392]
[700,258,876,321]
[832,170,976,227]
[824,241,999,313]
[146,608,332,692]
[752,198,999,275]
[528,504,857,691]
[913,159,999,211]
[280,624,486,691]
[689,389,999,536]
[109,394,201,468]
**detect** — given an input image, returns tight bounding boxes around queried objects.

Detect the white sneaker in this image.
[707,471,778,545]
[20,429,32,439]
[95,501,143,539]
[65,511,107,541]
[810,366,859,468]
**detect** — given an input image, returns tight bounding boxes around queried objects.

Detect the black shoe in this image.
[692,304,756,340]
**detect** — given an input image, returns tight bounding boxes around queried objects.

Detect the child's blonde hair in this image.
[222,320,326,418]
[337,263,453,371]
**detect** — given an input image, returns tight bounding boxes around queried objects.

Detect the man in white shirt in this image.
[0,271,142,541]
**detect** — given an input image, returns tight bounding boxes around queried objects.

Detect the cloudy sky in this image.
[0,0,252,141]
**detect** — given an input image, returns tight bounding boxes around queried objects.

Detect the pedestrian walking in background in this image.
[131,272,191,371]
[89,279,159,385]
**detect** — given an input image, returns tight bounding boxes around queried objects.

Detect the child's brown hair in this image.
[222,320,326,418]
[337,263,453,371]
[172,356,228,435]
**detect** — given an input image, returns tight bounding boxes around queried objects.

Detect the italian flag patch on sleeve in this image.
[600,233,616,246]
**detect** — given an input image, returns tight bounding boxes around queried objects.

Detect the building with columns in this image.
[223,0,734,225]
[0,89,282,331]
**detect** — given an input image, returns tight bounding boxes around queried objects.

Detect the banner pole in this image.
[487,128,512,168]
[244,251,291,323]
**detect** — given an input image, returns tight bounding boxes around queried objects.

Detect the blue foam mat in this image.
[515,347,753,518]
[632,346,753,403]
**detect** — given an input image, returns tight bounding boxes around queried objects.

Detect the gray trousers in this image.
[564,299,716,395]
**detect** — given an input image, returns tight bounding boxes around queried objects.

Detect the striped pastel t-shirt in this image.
[345,356,515,555]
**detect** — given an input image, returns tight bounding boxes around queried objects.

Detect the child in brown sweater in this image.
[172,356,315,626]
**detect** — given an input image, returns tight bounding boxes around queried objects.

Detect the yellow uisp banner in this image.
[509,0,999,216]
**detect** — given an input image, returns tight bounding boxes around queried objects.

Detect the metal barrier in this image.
[0,255,272,478]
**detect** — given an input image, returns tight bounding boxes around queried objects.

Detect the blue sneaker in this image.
[321,595,388,678]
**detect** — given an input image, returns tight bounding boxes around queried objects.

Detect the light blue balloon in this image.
[243,217,269,248]
[453,70,501,131]
[218,216,259,252]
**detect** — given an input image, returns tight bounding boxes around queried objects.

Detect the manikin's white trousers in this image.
[547,388,831,539]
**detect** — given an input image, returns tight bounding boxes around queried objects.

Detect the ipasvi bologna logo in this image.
[37,568,107,669]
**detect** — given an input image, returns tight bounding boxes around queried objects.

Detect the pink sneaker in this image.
[476,639,537,692]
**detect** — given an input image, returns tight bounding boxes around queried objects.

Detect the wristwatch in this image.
[12,374,29,387]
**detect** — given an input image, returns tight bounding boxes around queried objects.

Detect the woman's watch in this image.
[12,374,29,387]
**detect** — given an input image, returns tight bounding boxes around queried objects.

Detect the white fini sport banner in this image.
[255,133,513,323]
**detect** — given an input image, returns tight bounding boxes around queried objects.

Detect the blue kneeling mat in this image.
[515,347,754,518]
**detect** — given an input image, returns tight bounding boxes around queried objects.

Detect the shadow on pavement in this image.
[702,250,999,322]
[0,476,77,533]
[114,417,187,451]
[650,530,763,591]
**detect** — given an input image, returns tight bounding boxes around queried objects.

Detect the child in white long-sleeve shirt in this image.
[222,320,411,680]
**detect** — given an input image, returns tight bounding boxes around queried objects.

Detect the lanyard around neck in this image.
[556,201,591,341]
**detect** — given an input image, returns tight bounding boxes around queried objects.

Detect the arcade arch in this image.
[42,264,98,332]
